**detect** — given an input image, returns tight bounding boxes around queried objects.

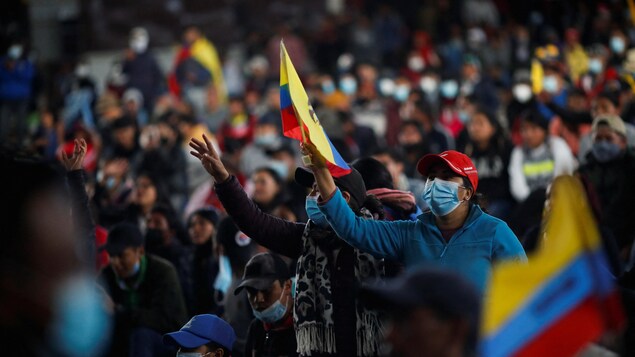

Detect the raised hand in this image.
[189,134,230,182]
[61,138,87,172]
[300,141,327,169]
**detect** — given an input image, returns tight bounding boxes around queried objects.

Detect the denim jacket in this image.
[319,189,527,292]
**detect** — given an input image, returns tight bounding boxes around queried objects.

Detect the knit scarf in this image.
[295,209,384,356]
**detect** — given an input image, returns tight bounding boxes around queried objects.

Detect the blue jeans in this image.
[129,327,176,357]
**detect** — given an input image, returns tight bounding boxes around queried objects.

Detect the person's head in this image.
[253,116,281,147]
[105,223,145,278]
[591,115,628,163]
[134,174,158,208]
[592,91,620,118]
[567,89,589,112]
[519,109,549,149]
[542,64,563,95]
[188,208,220,246]
[183,26,203,46]
[40,108,57,129]
[372,149,406,189]
[610,28,628,55]
[147,205,181,249]
[467,108,499,147]
[228,96,246,116]
[417,151,479,217]
[267,144,297,180]
[251,167,283,206]
[462,53,482,80]
[295,166,367,213]
[362,267,480,357]
[352,157,394,190]
[234,253,292,324]
[0,153,110,354]
[398,120,425,146]
[122,88,144,115]
[129,27,149,53]
[296,166,384,224]
[587,43,608,75]
[163,314,235,357]
[111,116,137,150]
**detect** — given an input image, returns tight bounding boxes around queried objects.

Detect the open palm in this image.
[189,134,230,182]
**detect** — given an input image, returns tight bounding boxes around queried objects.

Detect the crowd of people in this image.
[2,0,635,356]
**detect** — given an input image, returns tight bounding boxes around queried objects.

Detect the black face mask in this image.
[145,228,164,252]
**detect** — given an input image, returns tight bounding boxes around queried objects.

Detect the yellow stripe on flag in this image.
[482,176,602,335]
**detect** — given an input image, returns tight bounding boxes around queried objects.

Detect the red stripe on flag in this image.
[514,296,605,357]
[281,107,303,141]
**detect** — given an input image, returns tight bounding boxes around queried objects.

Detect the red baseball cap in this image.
[416,151,478,191]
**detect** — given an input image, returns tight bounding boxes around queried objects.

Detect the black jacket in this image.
[244,317,298,357]
[215,176,359,356]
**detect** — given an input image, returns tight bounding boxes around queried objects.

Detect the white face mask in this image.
[8,45,23,59]
[130,36,149,53]
[512,84,532,103]
[542,75,559,94]
[420,76,438,94]
[378,78,396,96]
[408,56,425,72]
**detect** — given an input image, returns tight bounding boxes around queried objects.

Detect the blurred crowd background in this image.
[3,0,635,355]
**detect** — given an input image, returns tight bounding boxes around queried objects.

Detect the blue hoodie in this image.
[0,57,35,100]
[319,189,527,292]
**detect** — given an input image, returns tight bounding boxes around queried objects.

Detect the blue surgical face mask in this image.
[393,85,410,102]
[340,77,358,95]
[213,255,233,294]
[458,110,470,123]
[306,196,329,228]
[422,178,465,217]
[588,58,603,74]
[440,80,459,99]
[610,37,625,54]
[321,80,336,95]
[50,275,111,356]
[130,260,141,276]
[252,290,288,324]
[254,133,278,147]
[542,75,559,94]
[592,140,623,163]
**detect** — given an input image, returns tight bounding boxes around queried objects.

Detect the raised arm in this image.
[303,143,411,262]
[61,139,96,269]
[189,135,305,258]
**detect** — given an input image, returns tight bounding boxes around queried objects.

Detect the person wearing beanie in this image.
[578,115,635,251]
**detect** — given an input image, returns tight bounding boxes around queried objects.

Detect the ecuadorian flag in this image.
[279,40,351,177]
[481,176,625,357]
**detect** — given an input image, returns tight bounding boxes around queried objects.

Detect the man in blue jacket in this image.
[306,147,527,293]
[0,43,35,145]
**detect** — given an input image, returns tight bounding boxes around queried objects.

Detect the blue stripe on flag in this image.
[480,250,607,357]
[322,127,350,169]
[280,84,292,109]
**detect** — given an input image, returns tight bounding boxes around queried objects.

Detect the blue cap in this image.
[163,314,236,350]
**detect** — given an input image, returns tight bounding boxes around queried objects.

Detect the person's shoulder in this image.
[146,254,179,274]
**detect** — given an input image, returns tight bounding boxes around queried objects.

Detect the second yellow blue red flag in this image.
[480,176,624,357]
